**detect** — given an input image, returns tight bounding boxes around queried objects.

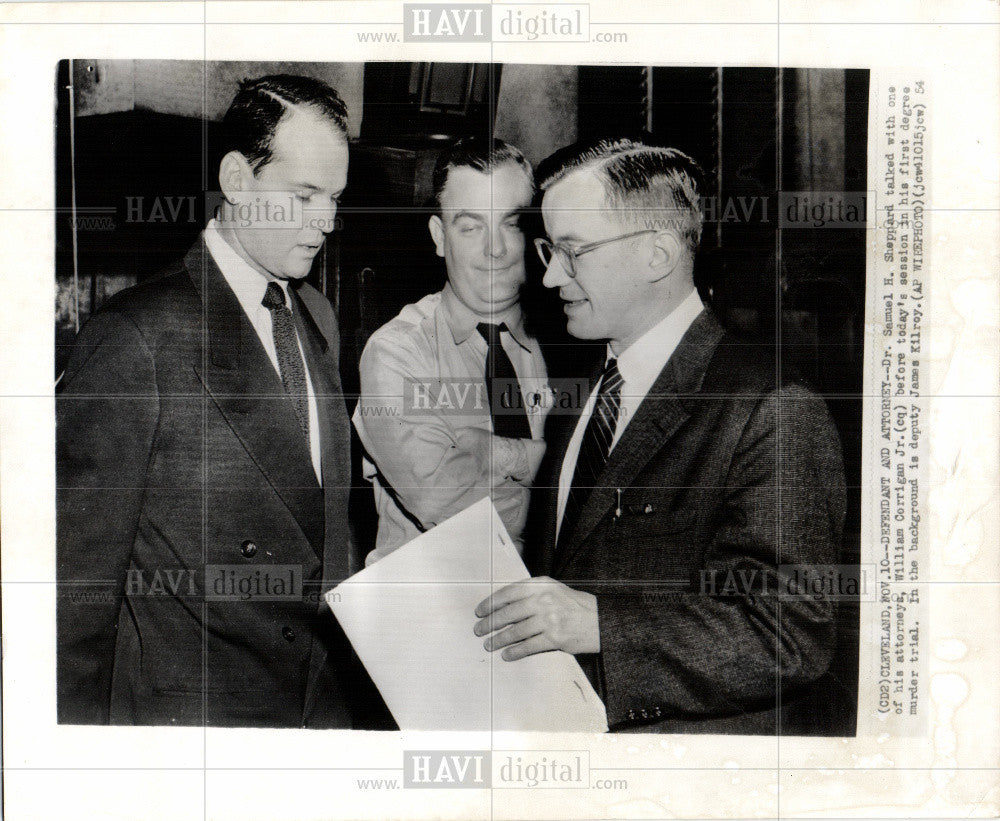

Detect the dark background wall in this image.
[57,61,866,386]
[68,60,366,132]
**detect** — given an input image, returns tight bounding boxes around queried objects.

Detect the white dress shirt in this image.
[555,287,705,541]
[204,219,322,484]
[352,285,550,562]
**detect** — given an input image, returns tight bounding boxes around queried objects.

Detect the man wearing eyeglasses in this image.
[353,137,549,563]
[474,139,847,734]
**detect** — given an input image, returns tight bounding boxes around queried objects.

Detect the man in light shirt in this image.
[57,75,367,728]
[475,139,847,734]
[353,137,550,562]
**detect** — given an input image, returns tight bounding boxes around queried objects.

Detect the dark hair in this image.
[431,136,533,210]
[538,138,704,253]
[220,74,349,173]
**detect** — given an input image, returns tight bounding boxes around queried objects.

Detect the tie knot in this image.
[600,358,623,396]
[262,281,287,311]
[476,322,507,346]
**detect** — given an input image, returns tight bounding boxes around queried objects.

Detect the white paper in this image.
[326,497,608,732]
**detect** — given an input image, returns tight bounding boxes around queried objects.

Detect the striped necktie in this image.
[559,358,624,544]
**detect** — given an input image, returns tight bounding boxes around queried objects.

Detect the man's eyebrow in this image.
[449,210,487,223]
[292,182,344,198]
[500,207,528,220]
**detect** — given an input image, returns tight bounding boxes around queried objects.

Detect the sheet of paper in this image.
[326,497,608,732]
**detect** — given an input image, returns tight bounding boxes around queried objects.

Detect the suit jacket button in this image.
[241,540,258,558]
[627,710,636,721]
[640,708,649,719]
[282,626,295,642]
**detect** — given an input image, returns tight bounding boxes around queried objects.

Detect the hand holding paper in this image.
[325,497,607,732]
[474,577,600,660]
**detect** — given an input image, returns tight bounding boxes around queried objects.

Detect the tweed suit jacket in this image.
[525,309,847,734]
[57,238,359,728]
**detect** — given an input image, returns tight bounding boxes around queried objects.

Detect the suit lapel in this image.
[524,375,593,576]
[186,240,325,551]
[290,284,352,583]
[554,310,725,576]
[290,283,357,727]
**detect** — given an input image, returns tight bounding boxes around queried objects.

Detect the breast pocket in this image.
[617,504,695,537]
[609,505,699,581]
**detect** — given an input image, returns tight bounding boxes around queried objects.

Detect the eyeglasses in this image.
[534,229,657,278]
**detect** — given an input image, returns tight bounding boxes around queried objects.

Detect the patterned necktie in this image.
[476,322,532,440]
[261,281,310,442]
[560,358,624,544]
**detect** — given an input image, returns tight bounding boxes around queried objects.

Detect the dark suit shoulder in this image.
[705,331,813,396]
[86,264,201,345]
[99,264,196,319]
[60,266,201,389]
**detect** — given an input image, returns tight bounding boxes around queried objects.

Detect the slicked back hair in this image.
[221,74,349,174]
[431,136,534,211]
[539,138,704,254]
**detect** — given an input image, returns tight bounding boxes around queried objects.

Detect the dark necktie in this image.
[261,281,310,442]
[559,358,624,544]
[476,322,532,440]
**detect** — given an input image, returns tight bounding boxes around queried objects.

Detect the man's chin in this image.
[565,317,599,340]
[482,291,522,312]
[281,264,315,280]
[482,265,525,285]
[491,280,524,300]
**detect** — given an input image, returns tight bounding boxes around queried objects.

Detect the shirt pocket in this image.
[517,376,553,435]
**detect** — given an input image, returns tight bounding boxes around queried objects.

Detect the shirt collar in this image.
[608,287,705,390]
[439,283,531,351]
[204,218,289,306]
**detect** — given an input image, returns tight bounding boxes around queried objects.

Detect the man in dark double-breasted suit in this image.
[57,75,369,727]
[475,139,847,734]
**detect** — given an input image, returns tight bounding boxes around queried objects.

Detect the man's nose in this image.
[487,225,508,259]
[310,200,338,235]
[541,256,571,289]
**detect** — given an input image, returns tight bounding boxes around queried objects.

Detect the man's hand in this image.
[455,427,531,483]
[473,577,600,660]
[454,426,494,467]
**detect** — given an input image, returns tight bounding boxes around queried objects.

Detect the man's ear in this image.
[219,151,254,204]
[648,230,683,282]
[428,214,446,258]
